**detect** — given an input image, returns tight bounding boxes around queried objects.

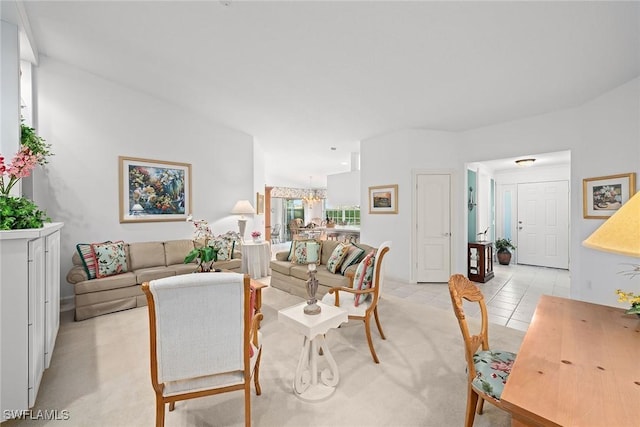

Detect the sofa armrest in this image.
[67,265,89,284]
[275,251,289,261]
[232,250,243,259]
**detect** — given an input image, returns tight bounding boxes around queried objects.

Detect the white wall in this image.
[33,57,256,301]
[361,77,640,308]
[361,129,460,280]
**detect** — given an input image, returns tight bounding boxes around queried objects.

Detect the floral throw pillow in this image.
[326,243,351,274]
[91,241,128,278]
[292,240,322,265]
[76,241,110,280]
[353,251,375,306]
[210,237,234,261]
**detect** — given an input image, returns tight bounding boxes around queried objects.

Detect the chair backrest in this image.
[448,274,489,381]
[144,272,250,386]
[272,223,281,235]
[370,241,391,305]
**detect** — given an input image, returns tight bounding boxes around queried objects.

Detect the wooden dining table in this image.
[501,295,640,427]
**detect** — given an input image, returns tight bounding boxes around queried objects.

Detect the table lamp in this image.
[231,200,255,241]
[582,191,640,257]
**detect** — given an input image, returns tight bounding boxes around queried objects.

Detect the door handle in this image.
[443,232,451,237]
[518,227,523,230]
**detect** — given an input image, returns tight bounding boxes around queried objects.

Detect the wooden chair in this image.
[142,273,262,427]
[288,218,304,240]
[448,274,517,427]
[322,241,391,363]
[270,223,281,244]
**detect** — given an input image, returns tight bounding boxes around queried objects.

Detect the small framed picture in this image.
[119,156,192,223]
[369,184,398,214]
[256,193,265,214]
[583,173,636,219]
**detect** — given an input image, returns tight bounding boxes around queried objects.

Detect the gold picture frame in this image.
[119,156,192,223]
[256,193,265,214]
[369,184,398,214]
[582,172,636,219]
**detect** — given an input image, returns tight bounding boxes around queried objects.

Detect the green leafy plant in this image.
[21,121,53,163]
[0,196,50,230]
[494,238,516,253]
[184,246,218,272]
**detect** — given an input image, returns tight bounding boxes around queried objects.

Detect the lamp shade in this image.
[230,200,255,215]
[582,191,640,258]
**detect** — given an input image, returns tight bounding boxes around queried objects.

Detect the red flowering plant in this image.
[0,122,53,230]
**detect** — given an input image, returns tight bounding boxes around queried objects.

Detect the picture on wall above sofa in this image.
[118,156,192,223]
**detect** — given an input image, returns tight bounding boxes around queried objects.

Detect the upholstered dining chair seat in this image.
[470,350,516,401]
[321,292,370,317]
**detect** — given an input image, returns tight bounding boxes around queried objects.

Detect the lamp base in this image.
[238,218,247,241]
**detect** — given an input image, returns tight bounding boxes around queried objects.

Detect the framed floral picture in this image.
[119,156,192,223]
[583,173,636,219]
[369,184,398,214]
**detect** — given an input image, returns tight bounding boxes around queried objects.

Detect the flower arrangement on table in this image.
[184,216,218,272]
[251,230,262,241]
[615,263,640,315]
[0,121,53,230]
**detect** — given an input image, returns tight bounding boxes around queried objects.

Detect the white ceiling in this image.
[11,1,640,187]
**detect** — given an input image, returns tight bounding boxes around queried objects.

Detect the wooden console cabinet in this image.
[0,223,63,416]
[468,241,494,283]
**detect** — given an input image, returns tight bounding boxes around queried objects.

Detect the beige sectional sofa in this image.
[66,239,241,320]
[269,239,377,299]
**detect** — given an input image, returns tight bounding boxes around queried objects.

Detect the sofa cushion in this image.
[320,239,341,265]
[73,272,137,295]
[311,266,352,288]
[135,267,176,284]
[211,237,234,261]
[169,263,199,276]
[353,251,376,306]
[291,239,322,264]
[271,259,294,276]
[164,240,195,265]
[326,242,351,274]
[128,241,166,270]
[91,241,129,278]
[340,244,366,275]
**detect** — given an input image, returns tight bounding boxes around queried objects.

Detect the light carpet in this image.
[6,287,524,426]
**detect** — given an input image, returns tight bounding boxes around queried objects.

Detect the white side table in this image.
[241,241,271,279]
[278,301,348,401]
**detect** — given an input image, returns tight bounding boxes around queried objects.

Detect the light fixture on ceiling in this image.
[515,158,536,167]
[303,176,321,206]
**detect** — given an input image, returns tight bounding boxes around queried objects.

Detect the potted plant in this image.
[495,238,516,265]
[183,217,218,272]
[0,121,53,230]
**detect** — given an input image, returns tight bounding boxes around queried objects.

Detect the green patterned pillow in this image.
[291,240,322,265]
[91,241,128,278]
[340,244,366,275]
[326,242,351,273]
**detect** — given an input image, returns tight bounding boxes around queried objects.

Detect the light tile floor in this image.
[271,241,570,332]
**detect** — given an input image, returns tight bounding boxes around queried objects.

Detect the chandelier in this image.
[303,176,321,205]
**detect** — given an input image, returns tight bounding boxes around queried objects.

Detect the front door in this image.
[517,181,569,269]
[415,173,451,282]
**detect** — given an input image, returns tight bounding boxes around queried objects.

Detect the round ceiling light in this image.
[515,158,536,167]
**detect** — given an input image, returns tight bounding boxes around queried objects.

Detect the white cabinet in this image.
[0,223,63,416]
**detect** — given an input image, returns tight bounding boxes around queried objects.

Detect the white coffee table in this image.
[278,301,348,401]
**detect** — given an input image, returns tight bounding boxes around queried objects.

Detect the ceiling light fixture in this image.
[303,176,321,206]
[515,158,536,167]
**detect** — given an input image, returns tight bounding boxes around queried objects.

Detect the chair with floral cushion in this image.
[448,273,517,427]
[321,241,391,363]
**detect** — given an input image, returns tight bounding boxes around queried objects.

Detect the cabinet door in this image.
[45,231,61,368]
[28,237,45,407]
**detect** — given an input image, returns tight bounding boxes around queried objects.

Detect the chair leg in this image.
[253,348,262,396]
[244,383,251,427]
[465,386,479,427]
[476,396,485,414]
[373,307,386,340]
[156,399,165,427]
[364,317,380,364]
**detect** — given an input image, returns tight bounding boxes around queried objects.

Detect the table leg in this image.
[292,334,339,401]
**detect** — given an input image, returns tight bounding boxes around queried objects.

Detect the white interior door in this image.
[517,181,569,269]
[416,173,451,282]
